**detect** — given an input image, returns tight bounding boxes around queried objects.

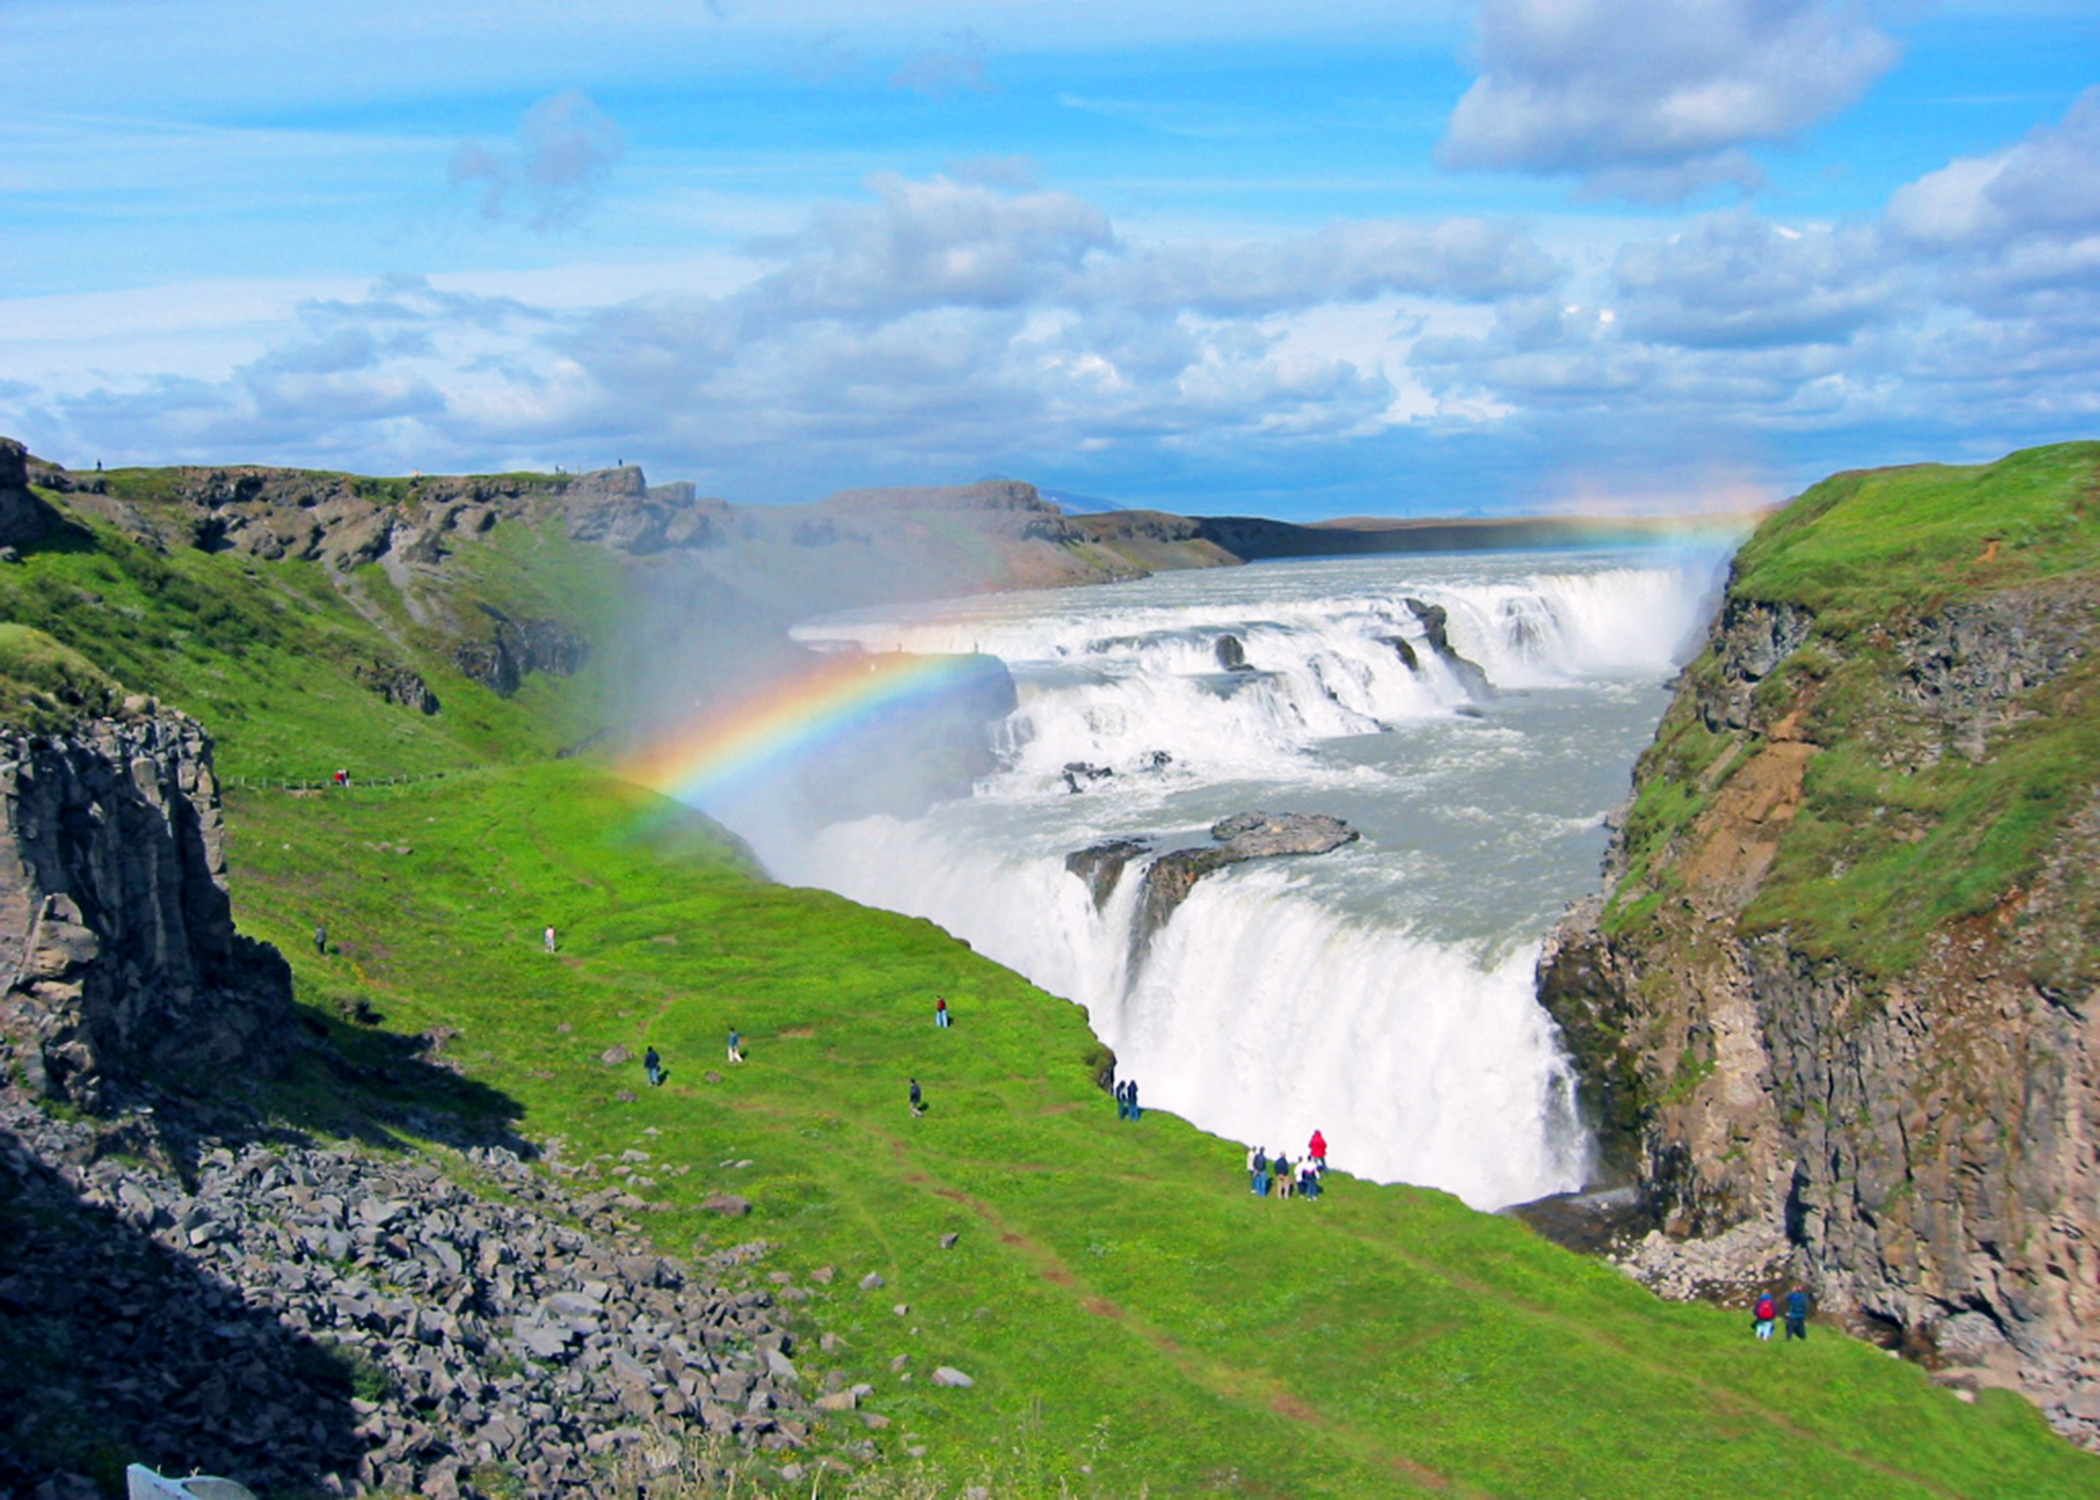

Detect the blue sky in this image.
[3,1,2096,520]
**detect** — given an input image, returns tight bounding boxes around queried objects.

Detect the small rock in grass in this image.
[859,1272,885,1291]
[702,1194,752,1217]
[931,1366,974,1388]
[939,1232,960,1250]
[601,1045,632,1066]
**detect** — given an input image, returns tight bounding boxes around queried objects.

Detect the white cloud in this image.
[1888,86,2100,250]
[1610,210,1895,347]
[448,91,625,231]
[1442,0,1899,202]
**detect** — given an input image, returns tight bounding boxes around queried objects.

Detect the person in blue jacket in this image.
[1784,1285,1811,1341]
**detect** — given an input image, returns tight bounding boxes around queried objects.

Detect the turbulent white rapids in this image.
[737,550,1728,1210]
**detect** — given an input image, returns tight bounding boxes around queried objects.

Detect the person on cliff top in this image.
[1308,1129,1327,1168]
[1299,1164,1321,1200]
[1253,1147,1271,1197]
[1124,1079,1140,1121]
[1274,1151,1293,1198]
[935,995,950,1028]
[1247,1144,1263,1192]
[1753,1293,1777,1341]
[909,1078,924,1117]
[1784,1286,1811,1341]
[644,1046,663,1087]
[727,1026,744,1064]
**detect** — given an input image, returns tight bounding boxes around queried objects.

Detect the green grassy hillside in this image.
[223,766,2099,1498]
[0,488,615,777]
[5,456,2098,1496]
[1608,441,2100,977]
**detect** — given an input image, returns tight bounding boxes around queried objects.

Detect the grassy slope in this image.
[1606,442,2100,977]
[223,767,2098,1499]
[5,465,2096,1495]
[0,498,612,778]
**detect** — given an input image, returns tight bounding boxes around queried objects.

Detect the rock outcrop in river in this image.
[1068,812,1359,956]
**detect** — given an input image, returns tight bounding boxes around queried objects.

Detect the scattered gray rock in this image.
[931,1367,974,1388]
[0,1086,880,1500]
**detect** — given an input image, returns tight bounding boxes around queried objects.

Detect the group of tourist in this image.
[1114,1079,1142,1120]
[1248,1130,1328,1200]
[1751,1286,1813,1342]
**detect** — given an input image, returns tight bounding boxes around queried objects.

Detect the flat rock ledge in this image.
[0,1088,888,1500]
[1136,812,1359,939]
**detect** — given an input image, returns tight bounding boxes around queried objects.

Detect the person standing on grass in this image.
[1254,1147,1271,1197]
[1308,1129,1327,1169]
[313,924,327,956]
[1247,1144,1262,1192]
[644,1046,663,1087]
[1274,1151,1293,1198]
[727,1026,744,1064]
[543,925,557,953]
[1125,1079,1140,1122]
[1785,1286,1811,1341]
[1753,1293,1776,1341]
[935,995,950,1028]
[909,1078,924,1117]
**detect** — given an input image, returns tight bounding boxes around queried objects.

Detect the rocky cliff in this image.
[0,705,292,1108]
[1537,443,2100,1442]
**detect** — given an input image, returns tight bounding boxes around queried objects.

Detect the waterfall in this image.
[735,549,1727,1210]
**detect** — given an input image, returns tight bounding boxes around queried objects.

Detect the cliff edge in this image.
[1538,442,2100,1440]
[0,671,292,1109]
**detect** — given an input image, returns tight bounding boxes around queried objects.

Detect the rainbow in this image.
[620,650,989,806]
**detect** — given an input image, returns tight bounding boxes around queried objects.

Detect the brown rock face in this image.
[1538,570,2100,1445]
[0,712,291,1107]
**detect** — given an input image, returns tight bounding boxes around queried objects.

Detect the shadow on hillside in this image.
[0,1124,367,1499]
[79,999,540,1192]
[256,1000,540,1163]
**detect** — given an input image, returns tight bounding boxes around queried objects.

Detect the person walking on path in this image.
[1753,1294,1777,1341]
[543,925,557,953]
[726,1026,744,1064]
[1308,1129,1327,1168]
[909,1078,924,1117]
[644,1046,663,1087]
[935,996,950,1028]
[1784,1286,1811,1341]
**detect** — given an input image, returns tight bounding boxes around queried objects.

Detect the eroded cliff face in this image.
[0,708,292,1108]
[1540,544,2100,1440]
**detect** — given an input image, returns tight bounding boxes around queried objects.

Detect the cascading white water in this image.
[739,548,1728,1210]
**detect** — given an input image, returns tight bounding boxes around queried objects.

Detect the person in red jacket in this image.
[1308,1129,1327,1169]
[1753,1293,1777,1341]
